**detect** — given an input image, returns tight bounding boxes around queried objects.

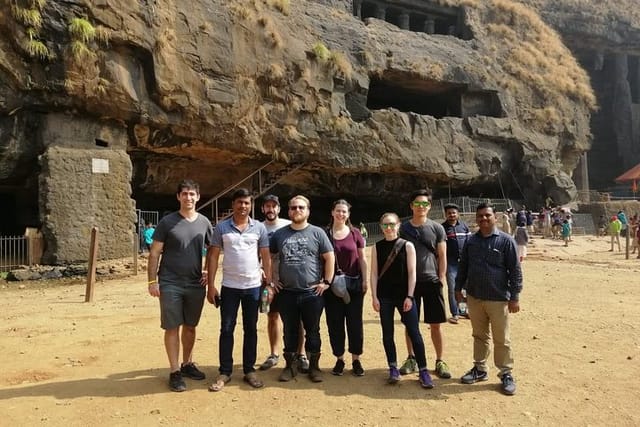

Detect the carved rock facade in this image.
[0,0,595,261]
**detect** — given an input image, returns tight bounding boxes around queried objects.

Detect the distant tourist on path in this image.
[142,221,155,252]
[456,202,523,396]
[514,222,529,261]
[561,219,571,247]
[609,216,622,252]
[147,179,213,392]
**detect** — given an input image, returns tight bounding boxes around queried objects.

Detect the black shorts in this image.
[268,288,282,313]
[159,284,206,330]
[414,280,447,324]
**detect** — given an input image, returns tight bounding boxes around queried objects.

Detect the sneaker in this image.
[435,360,452,379]
[180,362,206,380]
[388,366,401,384]
[448,316,459,324]
[297,354,310,373]
[418,369,434,389]
[332,359,345,376]
[169,370,186,392]
[352,359,365,377]
[461,366,488,384]
[259,354,279,370]
[501,373,516,395]
[399,356,417,375]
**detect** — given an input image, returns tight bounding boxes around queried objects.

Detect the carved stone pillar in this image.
[354,0,362,19]
[424,17,435,34]
[594,51,604,71]
[398,12,410,30]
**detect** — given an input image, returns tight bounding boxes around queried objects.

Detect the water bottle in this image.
[459,289,468,316]
[260,287,270,314]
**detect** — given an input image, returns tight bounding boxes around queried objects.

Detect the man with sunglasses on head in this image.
[269,195,335,383]
[398,188,451,384]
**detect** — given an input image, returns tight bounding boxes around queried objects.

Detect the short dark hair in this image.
[476,202,494,212]
[410,188,432,203]
[231,187,252,201]
[176,179,200,195]
[444,203,460,211]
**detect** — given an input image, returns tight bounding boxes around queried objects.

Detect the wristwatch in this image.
[406,295,415,301]
[321,278,331,285]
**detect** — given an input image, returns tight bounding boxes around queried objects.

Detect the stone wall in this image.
[38,114,135,264]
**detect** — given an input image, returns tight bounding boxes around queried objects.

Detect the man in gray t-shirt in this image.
[147,180,213,392]
[269,195,334,383]
[397,189,451,383]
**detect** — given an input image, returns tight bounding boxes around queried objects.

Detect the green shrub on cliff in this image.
[69,18,96,43]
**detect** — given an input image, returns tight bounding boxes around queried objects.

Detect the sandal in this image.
[208,374,231,392]
[243,372,264,389]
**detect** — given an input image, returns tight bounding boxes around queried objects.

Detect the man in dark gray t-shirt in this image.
[269,195,334,383]
[147,179,213,392]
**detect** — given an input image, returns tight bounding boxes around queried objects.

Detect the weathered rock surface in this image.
[0,0,603,261]
[523,0,640,190]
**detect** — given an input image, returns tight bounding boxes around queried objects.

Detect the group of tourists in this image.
[146,180,523,397]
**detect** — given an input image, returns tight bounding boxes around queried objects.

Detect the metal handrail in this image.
[198,160,274,212]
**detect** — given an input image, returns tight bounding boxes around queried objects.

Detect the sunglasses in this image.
[289,205,307,211]
[380,223,397,229]
[412,201,431,208]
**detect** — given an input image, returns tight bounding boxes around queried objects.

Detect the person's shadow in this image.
[0,369,167,400]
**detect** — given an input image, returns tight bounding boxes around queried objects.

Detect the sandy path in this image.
[1,235,639,426]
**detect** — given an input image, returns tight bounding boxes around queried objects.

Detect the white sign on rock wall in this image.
[92,158,109,174]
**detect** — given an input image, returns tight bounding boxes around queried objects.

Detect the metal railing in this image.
[198,160,304,223]
[0,235,44,272]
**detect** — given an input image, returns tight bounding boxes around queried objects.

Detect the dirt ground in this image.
[1,233,639,426]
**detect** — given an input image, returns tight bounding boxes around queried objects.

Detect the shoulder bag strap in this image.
[378,238,406,279]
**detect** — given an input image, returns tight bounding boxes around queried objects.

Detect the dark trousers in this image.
[219,286,260,375]
[379,298,427,369]
[278,289,324,354]
[324,284,364,356]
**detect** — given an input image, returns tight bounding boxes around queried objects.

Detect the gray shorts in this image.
[159,284,206,330]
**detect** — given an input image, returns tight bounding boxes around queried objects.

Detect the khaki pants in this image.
[467,295,513,376]
[610,233,621,251]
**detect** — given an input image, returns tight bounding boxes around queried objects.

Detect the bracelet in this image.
[148,280,157,285]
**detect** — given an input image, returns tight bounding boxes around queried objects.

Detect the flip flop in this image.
[243,372,264,389]
[208,374,230,392]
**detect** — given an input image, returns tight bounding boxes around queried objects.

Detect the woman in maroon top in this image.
[325,199,369,377]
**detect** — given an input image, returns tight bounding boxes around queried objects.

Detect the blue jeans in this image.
[379,298,427,369]
[278,289,324,354]
[446,263,459,317]
[219,286,260,375]
[324,278,364,356]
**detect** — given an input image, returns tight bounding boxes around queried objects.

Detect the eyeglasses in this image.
[380,223,397,229]
[412,201,431,208]
[289,205,307,211]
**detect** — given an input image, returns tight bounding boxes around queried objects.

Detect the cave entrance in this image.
[0,190,39,235]
[366,72,503,119]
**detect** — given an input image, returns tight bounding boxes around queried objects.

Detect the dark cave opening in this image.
[366,73,504,119]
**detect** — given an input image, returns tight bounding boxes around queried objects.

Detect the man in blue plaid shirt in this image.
[455,202,522,396]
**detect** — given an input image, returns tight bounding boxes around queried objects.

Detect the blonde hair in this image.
[379,212,400,224]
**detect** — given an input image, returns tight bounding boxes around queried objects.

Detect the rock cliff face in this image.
[523,0,640,190]
[0,0,595,261]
